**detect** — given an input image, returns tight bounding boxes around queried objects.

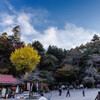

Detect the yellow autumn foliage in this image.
[10,45,40,73]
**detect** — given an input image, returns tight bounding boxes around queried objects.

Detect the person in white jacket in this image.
[38,93,48,100]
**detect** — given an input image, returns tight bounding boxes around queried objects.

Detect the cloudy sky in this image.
[0,0,100,49]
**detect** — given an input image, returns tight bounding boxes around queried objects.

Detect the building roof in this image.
[0,74,23,85]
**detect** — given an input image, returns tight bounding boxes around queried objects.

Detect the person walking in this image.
[95,91,100,100]
[82,88,85,97]
[38,93,47,100]
[59,87,62,96]
[66,87,70,97]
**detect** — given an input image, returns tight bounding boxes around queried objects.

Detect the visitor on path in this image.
[38,93,47,100]
[59,87,62,96]
[66,87,70,97]
[82,88,85,97]
[95,91,100,100]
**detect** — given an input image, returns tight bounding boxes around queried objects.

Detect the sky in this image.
[0,0,100,49]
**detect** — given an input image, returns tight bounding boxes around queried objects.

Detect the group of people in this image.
[59,87,71,97]
[59,87,85,97]
[59,87,100,100]
[38,88,100,100]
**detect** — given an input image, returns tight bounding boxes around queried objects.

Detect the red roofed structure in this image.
[0,74,23,86]
[0,75,24,98]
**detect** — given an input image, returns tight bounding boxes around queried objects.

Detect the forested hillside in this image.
[1,27,100,87]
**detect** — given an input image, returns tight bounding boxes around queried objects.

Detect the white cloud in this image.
[0,12,40,35]
[0,3,99,50]
[3,26,13,35]
[0,14,15,26]
[33,24,99,49]
[17,13,39,35]
[0,12,99,49]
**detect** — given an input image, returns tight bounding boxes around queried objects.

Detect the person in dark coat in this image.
[59,87,62,96]
[82,88,85,97]
[66,88,70,97]
[95,91,100,100]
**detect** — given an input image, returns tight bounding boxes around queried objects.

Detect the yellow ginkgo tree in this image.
[10,44,40,74]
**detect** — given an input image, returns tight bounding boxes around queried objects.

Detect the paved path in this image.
[1,89,100,100]
[45,89,100,100]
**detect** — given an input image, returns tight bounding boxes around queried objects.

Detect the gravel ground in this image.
[1,89,100,100]
[44,88,100,100]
